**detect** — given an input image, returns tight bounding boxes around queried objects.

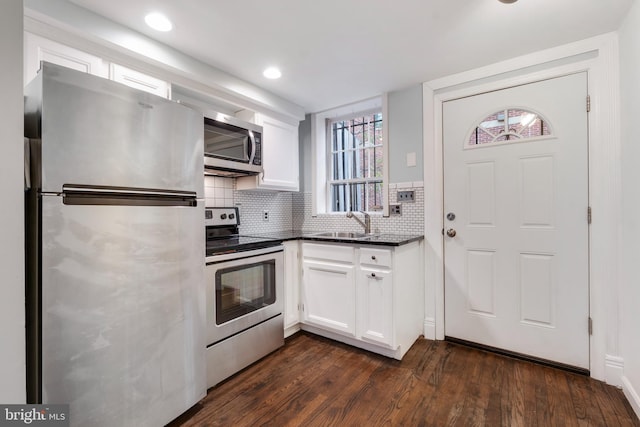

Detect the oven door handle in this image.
[206,244,283,264]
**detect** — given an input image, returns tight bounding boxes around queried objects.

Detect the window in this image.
[311,96,388,216]
[467,108,552,148]
[329,112,384,212]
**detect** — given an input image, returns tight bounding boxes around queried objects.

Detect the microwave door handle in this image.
[248,131,256,165]
[248,131,266,181]
[248,131,265,182]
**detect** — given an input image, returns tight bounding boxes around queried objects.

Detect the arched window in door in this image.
[467,108,552,147]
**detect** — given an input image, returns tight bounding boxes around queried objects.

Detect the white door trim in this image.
[422,32,621,383]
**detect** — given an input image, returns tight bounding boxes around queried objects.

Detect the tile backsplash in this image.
[204,176,235,207]
[234,191,293,234]
[230,181,424,236]
[293,182,424,235]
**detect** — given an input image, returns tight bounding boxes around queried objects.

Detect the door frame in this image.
[422,33,621,384]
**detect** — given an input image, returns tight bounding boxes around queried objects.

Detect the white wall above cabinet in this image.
[236,112,300,192]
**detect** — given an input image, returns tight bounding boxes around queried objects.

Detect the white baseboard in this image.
[300,324,405,359]
[284,324,301,339]
[423,317,436,340]
[622,375,640,421]
[605,354,624,387]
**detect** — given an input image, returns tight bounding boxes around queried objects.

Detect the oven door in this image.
[205,245,283,345]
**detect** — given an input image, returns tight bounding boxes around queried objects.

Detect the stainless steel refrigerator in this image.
[24,62,206,426]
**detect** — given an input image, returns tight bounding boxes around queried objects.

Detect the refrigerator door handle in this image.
[24,137,31,191]
[61,184,198,207]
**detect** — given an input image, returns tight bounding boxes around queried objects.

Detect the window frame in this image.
[326,108,385,213]
[311,95,389,217]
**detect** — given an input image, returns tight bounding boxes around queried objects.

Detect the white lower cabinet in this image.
[357,267,393,346]
[300,241,423,360]
[283,241,301,337]
[301,244,356,337]
[302,260,356,337]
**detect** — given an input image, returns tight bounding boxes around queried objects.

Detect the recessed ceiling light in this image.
[145,12,173,32]
[263,67,282,79]
[498,0,518,3]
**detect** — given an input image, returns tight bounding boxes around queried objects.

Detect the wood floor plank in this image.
[544,367,581,427]
[596,380,640,426]
[169,333,640,427]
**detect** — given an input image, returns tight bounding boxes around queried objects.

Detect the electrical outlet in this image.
[397,190,415,202]
[263,210,269,221]
[390,204,401,215]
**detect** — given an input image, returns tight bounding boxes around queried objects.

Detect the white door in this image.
[443,73,589,370]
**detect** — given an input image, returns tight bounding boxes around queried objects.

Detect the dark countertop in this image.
[242,230,424,247]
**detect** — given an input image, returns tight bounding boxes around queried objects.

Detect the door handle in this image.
[446,228,457,238]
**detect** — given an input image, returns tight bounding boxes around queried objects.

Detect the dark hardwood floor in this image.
[170,332,639,426]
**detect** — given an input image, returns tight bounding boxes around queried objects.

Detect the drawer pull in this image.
[371,255,377,260]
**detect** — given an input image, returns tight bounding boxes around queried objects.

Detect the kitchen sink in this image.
[311,231,376,239]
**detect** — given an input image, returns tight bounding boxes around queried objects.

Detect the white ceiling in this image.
[67,0,632,113]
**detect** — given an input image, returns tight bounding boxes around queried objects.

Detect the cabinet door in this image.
[283,241,300,333]
[302,260,355,337]
[357,268,394,347]
[24,33,108,85]
[237,114,299,191]
[110,64,170,99]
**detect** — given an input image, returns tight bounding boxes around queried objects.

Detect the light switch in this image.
[406,152,417,167]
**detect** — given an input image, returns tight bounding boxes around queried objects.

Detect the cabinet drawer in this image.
[302,243,354,263]
[359,247,392,269]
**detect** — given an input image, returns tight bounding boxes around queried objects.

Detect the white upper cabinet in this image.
[24,33,170,99]
[24,33,108,85]
[236,112,300,192]
[109,64,171,99]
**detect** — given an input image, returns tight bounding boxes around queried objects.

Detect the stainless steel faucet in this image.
[346,210,371,234]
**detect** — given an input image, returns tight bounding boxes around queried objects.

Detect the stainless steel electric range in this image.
[204,207,284,388]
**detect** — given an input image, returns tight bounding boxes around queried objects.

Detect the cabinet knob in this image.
[371,273,376,278]
[371,255,376,260]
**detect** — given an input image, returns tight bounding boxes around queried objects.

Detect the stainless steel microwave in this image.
[203,112,264,177]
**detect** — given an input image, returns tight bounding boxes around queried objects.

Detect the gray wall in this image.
[388,84,423,183]
[618,1,640,411]
[0,0,26,403]
[298,86,424,190]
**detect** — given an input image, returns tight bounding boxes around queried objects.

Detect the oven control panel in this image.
[205,207,239,227]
